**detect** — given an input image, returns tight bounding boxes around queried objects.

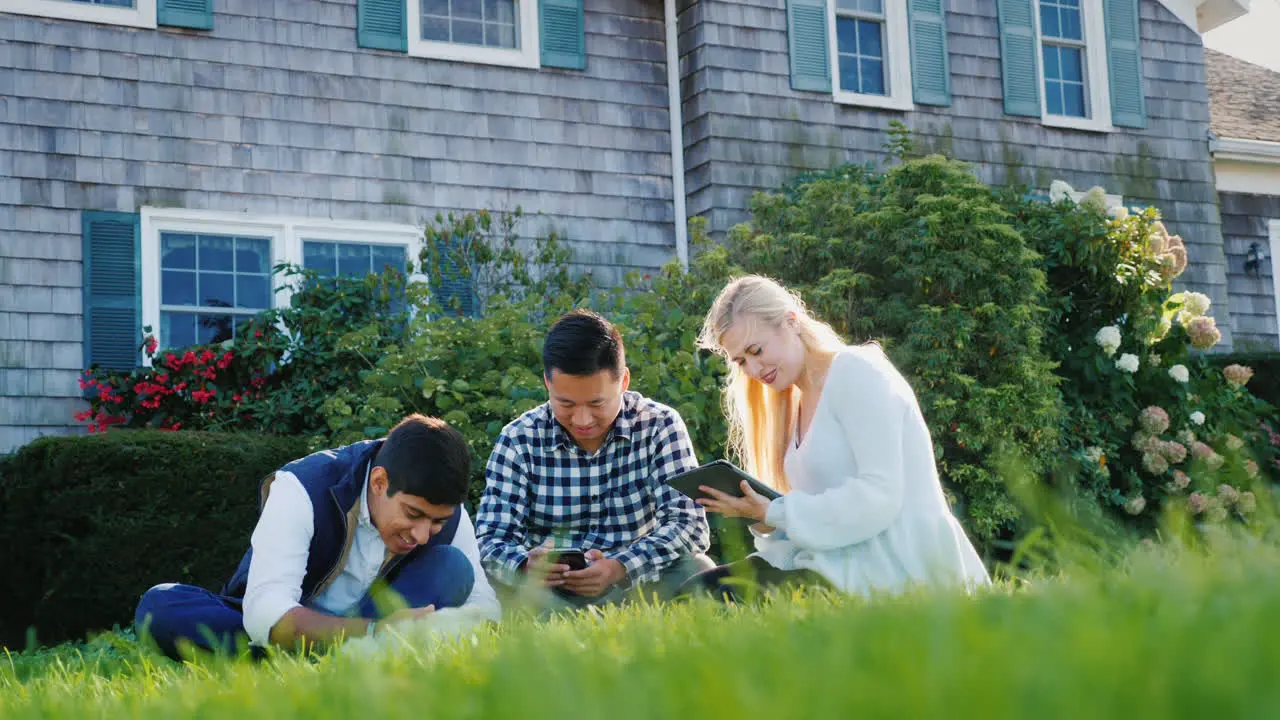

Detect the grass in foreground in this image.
[3,529,1280,719]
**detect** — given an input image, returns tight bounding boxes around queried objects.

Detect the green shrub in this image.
[76,264,411,439]
[722,151,1063,544]
[999,181,1275,528]
[0,431,311,649]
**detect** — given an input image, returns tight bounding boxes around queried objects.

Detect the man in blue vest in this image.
[134,414,500,660]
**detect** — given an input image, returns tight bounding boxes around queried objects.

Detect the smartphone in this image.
[545,548,588,571]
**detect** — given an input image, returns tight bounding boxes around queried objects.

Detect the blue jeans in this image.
[134,545,475,660]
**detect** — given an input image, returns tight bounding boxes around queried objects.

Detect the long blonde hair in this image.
[698,275,847,492]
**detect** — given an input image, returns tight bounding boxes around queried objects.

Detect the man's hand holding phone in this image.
[561,549,626,598]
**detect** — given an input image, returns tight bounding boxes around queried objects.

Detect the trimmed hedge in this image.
[0,431,310,649]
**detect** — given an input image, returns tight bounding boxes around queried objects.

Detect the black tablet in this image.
[667,459,782,502]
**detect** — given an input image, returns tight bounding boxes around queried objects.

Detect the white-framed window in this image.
[0,0,157,29]
[829,0,913,110]
[1269,220,1280,339]
[140,208,423,359]
[1034,0,1112,131]
[407,0,540,68]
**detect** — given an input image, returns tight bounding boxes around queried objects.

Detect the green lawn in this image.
[4,529,1280,719]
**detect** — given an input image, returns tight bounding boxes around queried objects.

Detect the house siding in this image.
[679,0,1232,346]
[1219,190,1280,350]
[0,0,678,453]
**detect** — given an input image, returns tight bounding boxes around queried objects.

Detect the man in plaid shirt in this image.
[475,309,712,609]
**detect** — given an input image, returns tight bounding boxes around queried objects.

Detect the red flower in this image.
[156,373,169,384]
[182,351,196,365]
[74,410,92,422]
[87,423,98,433]
[232,393,242,403]
[254,329,263,338]
[78,376,89,390]
[176,382,188,392]
[200,349,216,364]
[171,422,182,431]
[144,336,158,354]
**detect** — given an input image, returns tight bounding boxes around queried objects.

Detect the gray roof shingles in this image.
[1205,48,1280,144]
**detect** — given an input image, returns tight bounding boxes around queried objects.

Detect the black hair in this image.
[373,414,471,505]
[542,309,626,378]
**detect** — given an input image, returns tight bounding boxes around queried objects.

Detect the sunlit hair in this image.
[697,275,847,492]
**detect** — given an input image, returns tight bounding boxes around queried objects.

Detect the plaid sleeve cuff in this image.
[481,544,530,588]
[609,546,660,585]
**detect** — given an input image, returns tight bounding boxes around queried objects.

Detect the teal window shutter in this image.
[540,0,586,70]
[358,0,407,52]
[908,0,951,106]
[997,0,1041,117]
[82,212,141,373]
[157,0,213,30]
[787,0,831,93]
[1104,0,1147,128]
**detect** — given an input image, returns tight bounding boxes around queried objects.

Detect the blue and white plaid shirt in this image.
[475,391,711,585]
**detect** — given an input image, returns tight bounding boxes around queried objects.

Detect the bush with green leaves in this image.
[1000,180,1276,527]
[0,431,311,648]
[75,264,412,439]
[720,152,1063,544]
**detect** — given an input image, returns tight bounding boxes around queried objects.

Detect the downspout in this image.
[664,0,689,268]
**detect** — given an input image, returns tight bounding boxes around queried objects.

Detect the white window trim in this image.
[1033,0,1113,133]
[0,0,157,29]
[1269,220,1280,341]
[829,0,914,111]
[140,207,425,365]
[406,0,541,69]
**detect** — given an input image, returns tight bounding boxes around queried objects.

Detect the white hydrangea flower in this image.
[1183,292,1211,317]
[1116,353,1140,373]
[1168,364,1189,383]
[1095,325,1122,357]
[1148,353,1161,367]
[1049,180,1075,203]
[1190,411,1205,426]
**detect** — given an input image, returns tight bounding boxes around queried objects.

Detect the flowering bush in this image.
[75,263,411,437]
[1005,181,1276,530]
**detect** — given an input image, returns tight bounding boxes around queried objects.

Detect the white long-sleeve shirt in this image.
[241,469,501,646]
[754,344,991,595]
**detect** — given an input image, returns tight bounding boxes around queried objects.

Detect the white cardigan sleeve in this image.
[763,352,907,551]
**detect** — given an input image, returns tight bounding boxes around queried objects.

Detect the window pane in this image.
[1042,45,1060,80]
[73,0,136,5]
[199,272,234,308]
[453,19,484,44]
[198,314,234,345]
[485,23,516,47]
[838,54,860,93]
[1045,79,1065,116]
[337,244,372,277]
[1060,7,1081,40]
[423,15,451,40]
[236,275,271,309]
[453,0,482,20]
[198,235,234,272]
[162,312,197,349]
[236,237,271,274]
[836,16,859,56]
[858,0,883,12]
[372,245,407,274]
[162,270,197,306]
[303,241,337,276]
[1060,46,1083,82]
[423,0,449,14]
[484,0,515,24]
[857,19,882,58]
[860,58,885,95]
[1040,3,1060,37]
[1063,81,1086,117]
[161,233,196,270]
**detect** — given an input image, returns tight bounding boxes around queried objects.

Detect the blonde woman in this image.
[681,275,990,601]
